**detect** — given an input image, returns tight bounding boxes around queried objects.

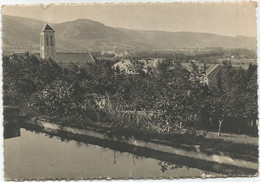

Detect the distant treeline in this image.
[3,52,257,135]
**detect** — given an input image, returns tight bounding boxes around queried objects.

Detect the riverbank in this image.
[20,115,258,174]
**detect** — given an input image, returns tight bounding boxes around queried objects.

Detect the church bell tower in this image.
[40,24,55,60]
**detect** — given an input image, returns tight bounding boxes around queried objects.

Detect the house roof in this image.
[33,52,95,65]
[54,52,95,65]
[181,63,220,76]
[205,64,220,76]
[113,59,132,70]
[112,59,137,74]
[41,24,55,32]
[112,58,167,74]
[97,56,120,61]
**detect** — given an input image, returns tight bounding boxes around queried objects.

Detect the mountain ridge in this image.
[2,15,256,53]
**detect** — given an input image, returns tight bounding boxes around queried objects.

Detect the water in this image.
[4,128,209,180]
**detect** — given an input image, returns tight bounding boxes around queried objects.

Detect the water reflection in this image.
[4,122,257,180]
[23,126,186,173]
[44,128,187,174]
[5,128,206,180]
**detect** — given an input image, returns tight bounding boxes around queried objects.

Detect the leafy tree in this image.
[206,61,257,135]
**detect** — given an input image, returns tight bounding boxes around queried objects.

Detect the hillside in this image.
[2,15,257,53]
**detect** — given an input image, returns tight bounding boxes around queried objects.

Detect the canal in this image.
[4,127,216,180]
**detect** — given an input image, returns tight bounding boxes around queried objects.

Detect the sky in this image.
[1,2,257,37]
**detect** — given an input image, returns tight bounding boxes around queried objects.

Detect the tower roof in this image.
[41,24,55,32]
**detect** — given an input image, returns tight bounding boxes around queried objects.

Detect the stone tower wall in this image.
[40,30,55,60]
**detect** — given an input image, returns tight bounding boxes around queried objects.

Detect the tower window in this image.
[50,35,53,46]
[46,36,49,46]
[41,36,43,46]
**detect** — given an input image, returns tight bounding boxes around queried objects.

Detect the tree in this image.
[3,53,61,106]
[146,61,204,132]
[206,61,257,135]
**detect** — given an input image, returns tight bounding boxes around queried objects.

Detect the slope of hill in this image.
[2,15,257,53]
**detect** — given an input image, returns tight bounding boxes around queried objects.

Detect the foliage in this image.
[2,52,258,135]
[3,53,61,105]
[28,80,89,116]
[204,61,258,133]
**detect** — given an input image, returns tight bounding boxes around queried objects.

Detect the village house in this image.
[101,45,130,58]
[112,58,166,74]
[115,50,130,58]
[181,63,222,88]
[112,59,134,74]
[139,58,166,69]
[101,50,115,57]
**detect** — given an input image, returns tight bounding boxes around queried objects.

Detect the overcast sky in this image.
[2,2,257,37]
